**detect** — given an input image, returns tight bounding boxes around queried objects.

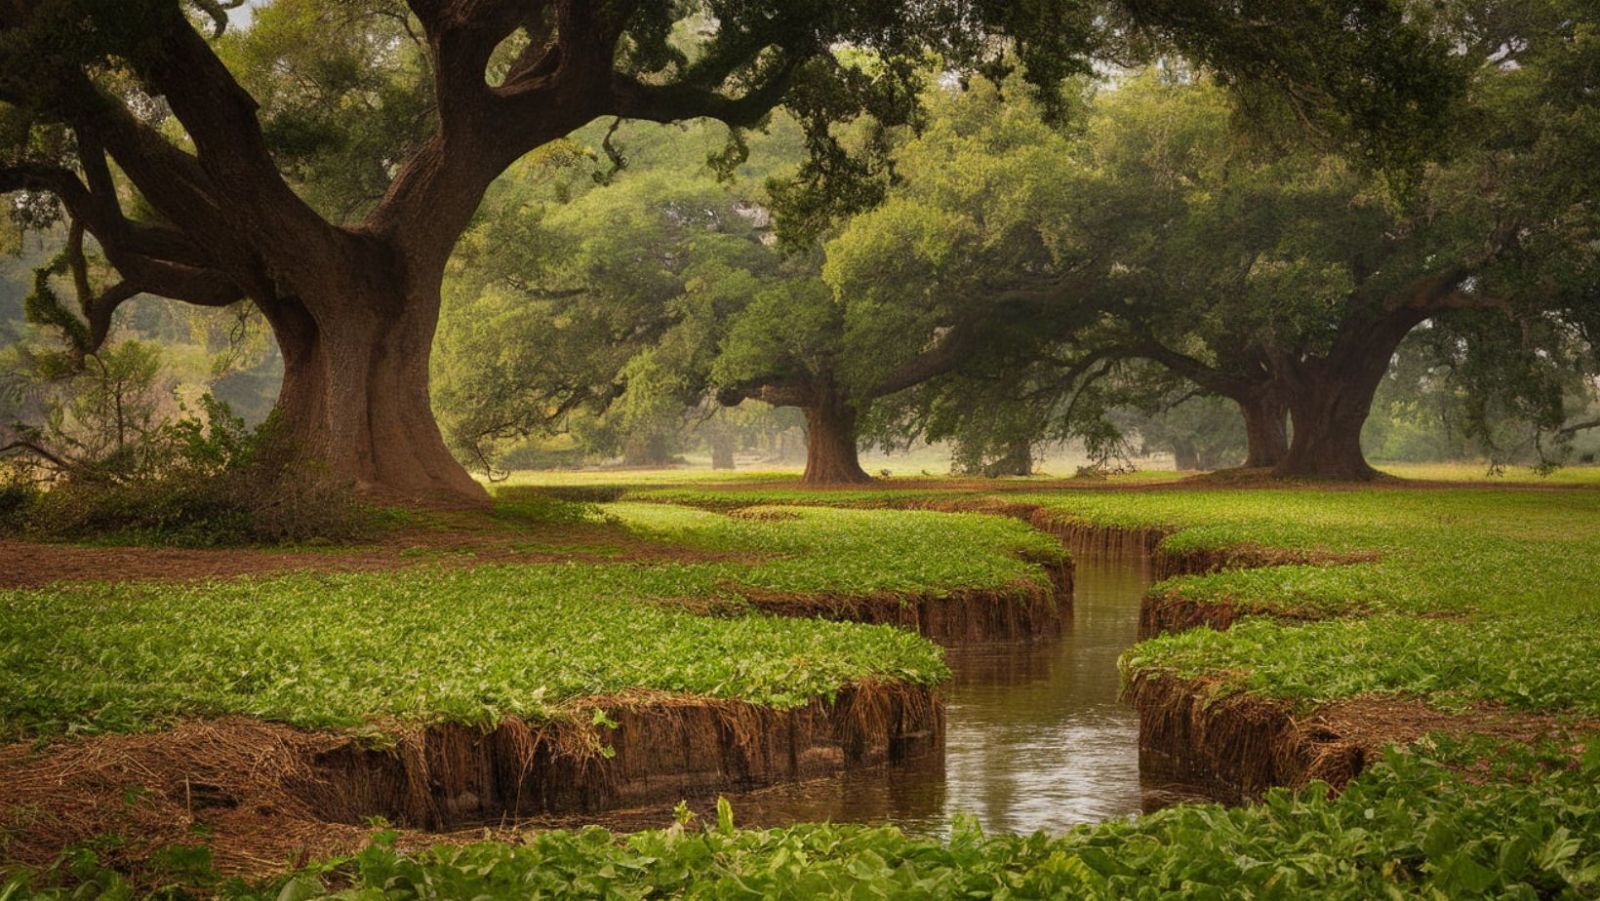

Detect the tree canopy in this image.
[871,6,1600,481]
[0,0,1472,502]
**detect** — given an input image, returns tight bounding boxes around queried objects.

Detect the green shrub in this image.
[10,396,379,547]
[0,472,39,525]
[7,739,1596,899]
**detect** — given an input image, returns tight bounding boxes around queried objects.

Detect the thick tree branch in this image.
[0,439,96,479]
[46,216,243,361]
[716,381,813,409]
[410,0,528,137]
[1020,349,1114,402]
[866,327,976,400]
[2,154,241,328]
[0,162,98,222]
[1558,417,1600,437]
[132,6,311,218]
[1119,331,1263,399]
[606,54,801,128]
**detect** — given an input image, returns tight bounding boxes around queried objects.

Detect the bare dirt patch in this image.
[1127,673,1598,803]
[0,683,941,880]
[0,518,757,589]
[735,573,1069,645]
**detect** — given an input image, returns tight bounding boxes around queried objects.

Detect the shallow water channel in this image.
[575,547,1208,836]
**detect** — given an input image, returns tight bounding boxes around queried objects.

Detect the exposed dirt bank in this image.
[739,563,1070,645]
[1007,509,1374,637]
[1127,672,1595,801]
[712,501,1073,644]
[1045,515,1589,807]
[0,682,940,876]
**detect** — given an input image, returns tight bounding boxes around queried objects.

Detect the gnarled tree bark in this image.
[267,290,484,505]
[1270,270,1498,480]
[983,438,1034,477]
[1237,388,1290,469]
[1129,338,1290,471]
[718,325,982,487]
[801,392,872,486]
[1274,365,1384,480]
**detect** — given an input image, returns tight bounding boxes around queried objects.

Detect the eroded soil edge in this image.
[1037,516,1588,804]
[0,683,940,875]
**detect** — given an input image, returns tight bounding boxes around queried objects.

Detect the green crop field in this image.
[0,503,1059,738]
[5,480,1600,898]
[596,481,1600,718]
[1012,488,1600,715]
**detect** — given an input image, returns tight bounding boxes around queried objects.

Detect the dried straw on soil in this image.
[1126,672,1597,802]
[0,683,941,878]
[0,519,759,589]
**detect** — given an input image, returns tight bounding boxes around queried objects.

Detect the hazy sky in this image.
[229,0,266,29]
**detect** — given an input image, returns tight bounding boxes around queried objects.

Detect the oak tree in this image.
[1,0,1464,499]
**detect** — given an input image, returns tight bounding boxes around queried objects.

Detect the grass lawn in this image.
[1378,461,1600,485]
[597,477,1600,718]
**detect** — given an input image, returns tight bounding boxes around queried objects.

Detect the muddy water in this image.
[574,548,1207,836]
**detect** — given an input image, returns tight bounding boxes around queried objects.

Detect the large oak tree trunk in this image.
[1272,316,1420,481]
[1275,378,1380,479]
[802,394,872,486]
[623,431,675,467]
[710,433,736,470]
[268,291,489,509]
[984,438,1034,477]
[1238,391,1290,469]
[1171,437,1200,471]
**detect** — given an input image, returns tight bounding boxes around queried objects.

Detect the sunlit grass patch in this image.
[606,503,1064,596]
[1126,614,1600,714]
[1379,462,1600,485]
[0,563,947,738]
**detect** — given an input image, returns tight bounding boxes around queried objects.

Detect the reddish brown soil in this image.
[0,683,941,879]
[1128,673,1598,801]
[0,518,755,589]
[738,570,1069,645]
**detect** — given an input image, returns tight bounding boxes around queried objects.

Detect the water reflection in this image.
[554,548,1210,837]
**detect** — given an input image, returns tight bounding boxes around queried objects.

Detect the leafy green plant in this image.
[490,487,611,526]
[1002,488,1600,715]
[0,502,1076,738]
[10,396,380,547]
[11,739,1595,899]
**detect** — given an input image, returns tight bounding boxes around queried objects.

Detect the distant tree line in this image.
[2,0,1594,499]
